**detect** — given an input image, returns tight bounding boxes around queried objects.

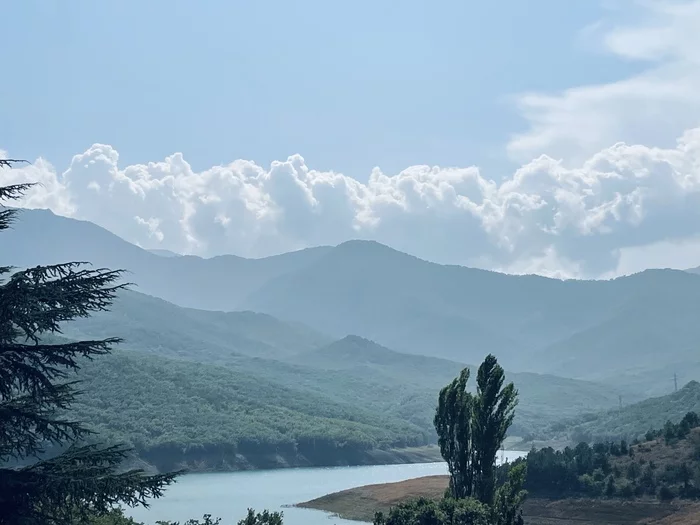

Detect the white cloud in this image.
[508,0,700,165]
[4,1,700,279]
[3,125,700,279]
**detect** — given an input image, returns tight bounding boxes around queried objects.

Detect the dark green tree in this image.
[0,166,178,524]
[472,355,518,504]
[434,367,474,499]
[491,462,527,525]
[434,355,519,505]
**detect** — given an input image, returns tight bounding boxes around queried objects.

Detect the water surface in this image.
[129,452,524,525]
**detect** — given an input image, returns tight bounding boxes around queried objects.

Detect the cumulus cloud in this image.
[3,126,700,279]
[4,0,700,278]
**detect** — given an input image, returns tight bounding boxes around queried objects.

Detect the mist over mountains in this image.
[5,207,699,397]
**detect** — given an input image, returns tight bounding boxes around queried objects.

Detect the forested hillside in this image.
[22,294,638,472]
[538,381,700,445]
[71,351,431,472]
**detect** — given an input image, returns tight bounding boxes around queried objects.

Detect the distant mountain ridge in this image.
[3,208,332,310]
[6,207,700,393]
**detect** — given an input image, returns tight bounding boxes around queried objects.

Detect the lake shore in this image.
[130,445,446,475]
[297,475,700,524]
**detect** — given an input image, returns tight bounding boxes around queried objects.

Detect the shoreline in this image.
[128,444,446,475]
[297,475,700,524]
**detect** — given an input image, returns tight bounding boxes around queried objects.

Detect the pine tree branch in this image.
[0,339,121,399]
[0,264,130,344]
[0,159,28,169]
[0,385,94,461]
[0,181,35,231]
[0,444,180,525]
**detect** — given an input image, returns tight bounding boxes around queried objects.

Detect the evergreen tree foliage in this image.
[0,168,178,525]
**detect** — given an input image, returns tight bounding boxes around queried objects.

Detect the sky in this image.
[2,0,700,279]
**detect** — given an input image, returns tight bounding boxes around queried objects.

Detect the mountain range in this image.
[6,207,700,396]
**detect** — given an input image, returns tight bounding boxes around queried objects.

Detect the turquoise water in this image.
[127,452,525,525]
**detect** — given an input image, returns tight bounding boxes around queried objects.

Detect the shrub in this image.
[658,485,675,501]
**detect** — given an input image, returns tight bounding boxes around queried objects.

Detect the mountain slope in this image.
[62,288,330,361]
[527,270,700,391]
[63,292,638,445]
[543,380,700,444]
[287,335,640,435]
[72,350,430,472]
[242,240,700,376]
[3,208,332,310]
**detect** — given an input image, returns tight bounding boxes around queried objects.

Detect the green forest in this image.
[72,350,430,471]
[510,411,700,500]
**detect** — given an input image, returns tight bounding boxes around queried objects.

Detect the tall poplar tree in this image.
[434,368,474,499]
[472,355,518,505]
[0,161,178,525]
[434,354,518,505]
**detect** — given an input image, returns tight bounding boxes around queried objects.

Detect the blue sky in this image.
[1,0,643,179]
[3,0,700,278]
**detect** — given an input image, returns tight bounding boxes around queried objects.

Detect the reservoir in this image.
[128,452,525,525]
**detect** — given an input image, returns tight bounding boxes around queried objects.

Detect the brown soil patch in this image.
[298,475,700,524]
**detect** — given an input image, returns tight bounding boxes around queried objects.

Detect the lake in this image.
[128,452,525,525]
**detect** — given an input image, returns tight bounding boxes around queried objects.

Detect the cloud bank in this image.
[3,127,700,279]
[3,0,700,279]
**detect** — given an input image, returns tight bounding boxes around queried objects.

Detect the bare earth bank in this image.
[297,475,700,525]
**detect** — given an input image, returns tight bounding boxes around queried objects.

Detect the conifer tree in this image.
[0,160,178,525]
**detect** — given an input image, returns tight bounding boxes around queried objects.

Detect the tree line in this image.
[509,411,700,501]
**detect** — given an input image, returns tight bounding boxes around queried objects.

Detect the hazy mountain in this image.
[289,335,642,426]
[543,380,700,444]
[63,288,331,361]
[58,290,637,443]
[3,208,332,310]
[8,209,700,392]
[530,272,700,391]
[241,240,700,383]
[148,248,181,257]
